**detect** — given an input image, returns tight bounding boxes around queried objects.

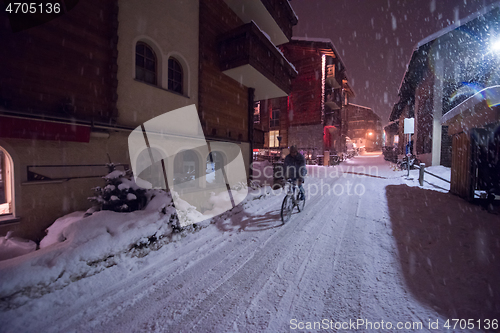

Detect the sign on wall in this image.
[404,118,415,134]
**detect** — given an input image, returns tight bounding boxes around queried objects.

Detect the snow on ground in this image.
[0,152,499,332]
[402,165,451,193]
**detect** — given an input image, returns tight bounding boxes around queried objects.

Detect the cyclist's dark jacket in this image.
[284,153,307,180]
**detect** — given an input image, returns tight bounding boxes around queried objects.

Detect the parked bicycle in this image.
[280,178,306,223]
[329,154,341,165]
[397,154,420,170]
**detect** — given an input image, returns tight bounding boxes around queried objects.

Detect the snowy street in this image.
[1,153,499,332]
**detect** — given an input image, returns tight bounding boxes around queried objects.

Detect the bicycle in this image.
[397,154,420,171]
[280,178,306,223]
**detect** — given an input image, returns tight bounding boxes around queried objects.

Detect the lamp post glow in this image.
[491,38,500,53]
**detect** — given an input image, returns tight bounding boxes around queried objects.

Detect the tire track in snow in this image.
[161,179,339,332]
[129,175,342,329]
[177,175,356,332]
[52,192,285,332]
[263,180,357,331]
[68,190,289,332]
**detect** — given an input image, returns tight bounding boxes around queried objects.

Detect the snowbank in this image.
[0,191,177,301]
[0,232,36,261]
[0,185,277,304]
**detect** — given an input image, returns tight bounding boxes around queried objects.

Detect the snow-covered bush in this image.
[86,163,147,215]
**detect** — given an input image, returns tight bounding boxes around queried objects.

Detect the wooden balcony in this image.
[325,90,341,110]
[218,21,297,100]
[223,0,298,46]
[325,64,342,89]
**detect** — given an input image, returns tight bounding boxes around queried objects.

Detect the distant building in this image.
[254,37,355,162]
[344,104,382,152]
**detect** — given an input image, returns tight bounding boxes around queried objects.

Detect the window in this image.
[0,147,13,217]
[168,57,183,94]
[254,102,261,123]
[136,42,157,85]
[173,150,198,188]
[206,151,225,186]
[270,108,280,127]
[269,130,280,148]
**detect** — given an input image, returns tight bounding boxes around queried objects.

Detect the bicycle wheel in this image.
[281,195,293,223]
[297,193,305,212]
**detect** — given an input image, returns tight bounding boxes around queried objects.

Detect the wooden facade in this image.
[283,43,323,127]
[198,0,248,142]
[450,132,471,199]
[444,95,500,200]
[0,0,119,122]
[414,70,434,156]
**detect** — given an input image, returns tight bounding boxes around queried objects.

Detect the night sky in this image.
[290,0,499,123]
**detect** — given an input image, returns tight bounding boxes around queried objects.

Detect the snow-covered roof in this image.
[416,2,500,49]
[291,36,347,73]
[397,2,500,95]
[441,85,500,125]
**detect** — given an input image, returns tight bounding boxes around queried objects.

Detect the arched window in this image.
[173,150,198,188]
[0,147,13,216]
[168,57,183,94]
[136,42,157,85]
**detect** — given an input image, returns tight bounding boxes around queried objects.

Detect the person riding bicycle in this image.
[284,145,307,200]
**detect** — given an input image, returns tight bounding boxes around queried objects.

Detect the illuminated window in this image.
[136,42,157,85]
[269,130,280,148]
[0,147,13,217]
[254,102,260,123]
